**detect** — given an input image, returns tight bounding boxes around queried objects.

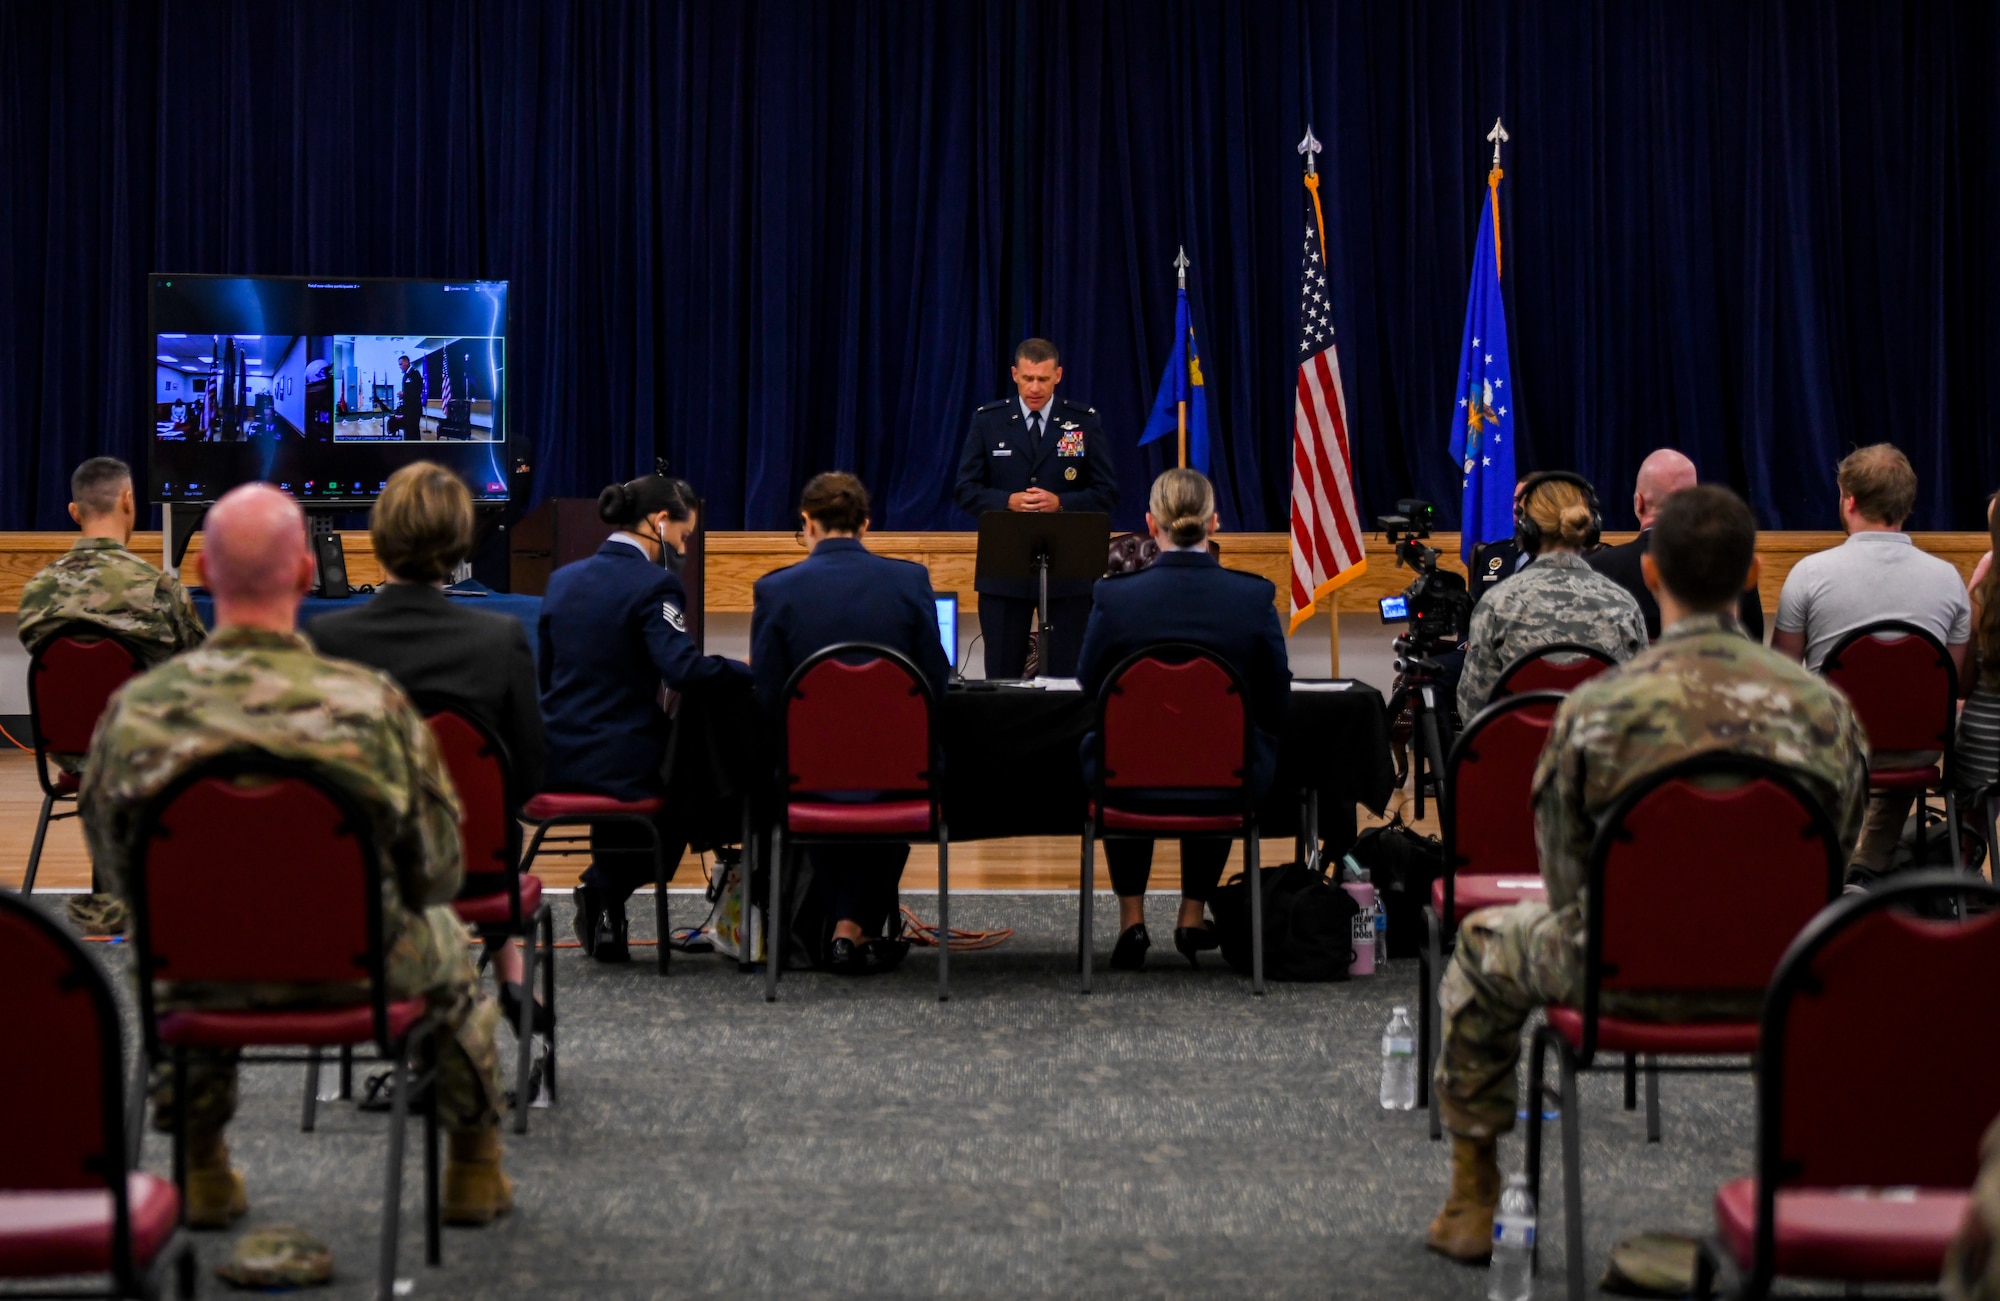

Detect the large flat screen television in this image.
[148,275,510,506]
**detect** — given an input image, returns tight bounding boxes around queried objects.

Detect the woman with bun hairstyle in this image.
[1073,468,1291,972]
[1454,472,1647,721]
[538,473,751,962]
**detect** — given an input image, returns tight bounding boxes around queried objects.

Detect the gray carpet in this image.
[31,893,1877,1299]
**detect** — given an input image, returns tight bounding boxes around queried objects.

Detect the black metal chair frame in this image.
[765,643,948,1002]
[1489,640,1620,700]
[21,627,148,893]
[1820,619,1965,874]
[519,804,672,976]
[127,755,444,1301]
[1520,754,1845,1301]
[1691,872,2000,1299]
[0,891,197,1301]
[1418,689,1565,1141]
[1080,643,1264,995]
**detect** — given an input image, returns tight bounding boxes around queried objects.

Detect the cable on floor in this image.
[898,905,1012,951]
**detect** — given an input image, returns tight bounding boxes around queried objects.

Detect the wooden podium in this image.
[509,497,705,648]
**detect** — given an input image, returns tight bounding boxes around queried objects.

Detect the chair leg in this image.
[127,1047,148,1166]
[1524,1028,1551,1273]
[378,1050,409,1299]
[513,929,536,1135]
[1947,787,1965,874]
[170,1049,188,1219]
[339,1044,353,1100]
[651,823,671,976]
[22,792,53,893]
[1078,822,1095,995]
[303,1048,322,1132]
[540,905,559,1104]
[1247,827,1265,996]
[1425,907,1445,1139]
[1644,1054,1662,1142]
[738,803,757,973]
[1559,1046,1586,1301]
[422,1036,440,1267]
[765,828,784,1003]
[936,825,951,1003]
[1623,1052,1637,1110]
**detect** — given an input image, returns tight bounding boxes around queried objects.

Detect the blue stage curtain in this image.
[2,1,1996,533]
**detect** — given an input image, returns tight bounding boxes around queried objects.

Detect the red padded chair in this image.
[22,629,148,893]
[0,892,194,1299]
[1820,620,1963,872]
[1490,641,1619,700]
[1521,755,1846,1301]
[1417,691,1562,1140]
[519,789,673,975]
[127,755,444,1301]
[767,643,947,1001]
[1080,644,1263,994]
[1693,873,2000,1298]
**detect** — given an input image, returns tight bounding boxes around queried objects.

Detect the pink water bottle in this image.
[1341,880,1377,976]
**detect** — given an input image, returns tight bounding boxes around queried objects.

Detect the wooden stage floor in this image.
[0,750,1430,895]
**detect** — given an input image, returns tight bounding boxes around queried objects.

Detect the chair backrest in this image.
[0,891,142,1288]
[781,643,936,798]
[421,707,518,895]
[128,754,393,1050]
[27,629,148,787]
[1747,874,2000,1288]
[1491,641,1619,699]
[1095,644,1248,794]
[1578,754,1846,1055]
[1821,620,1957,754]
[1442,691,1562,893]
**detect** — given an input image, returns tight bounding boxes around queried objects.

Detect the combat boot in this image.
[1425,1134,1500,1263]
[442,1126,514,1226]
[184,1132,249,1230]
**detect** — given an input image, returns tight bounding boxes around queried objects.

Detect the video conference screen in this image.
[148,275,509,505]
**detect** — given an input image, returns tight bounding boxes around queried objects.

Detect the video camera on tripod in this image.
[1374,499,1472,670]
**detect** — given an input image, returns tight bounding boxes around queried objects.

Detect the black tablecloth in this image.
[668,679,1394,852]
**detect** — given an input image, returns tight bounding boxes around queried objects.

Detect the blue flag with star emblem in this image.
[1139,286,1211,474]
[1448,170,1516,563]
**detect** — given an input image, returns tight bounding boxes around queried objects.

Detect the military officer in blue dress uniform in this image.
[952,338,1118,678]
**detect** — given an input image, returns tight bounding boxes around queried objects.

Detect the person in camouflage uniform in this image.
[77,483,513,1232]
[1945,1114,2000,1300]
[17,457,206,936]
[1427,486,1868,1262]
[1455,474,1648,722]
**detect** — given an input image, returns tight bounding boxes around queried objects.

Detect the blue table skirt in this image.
[190,582,543,663]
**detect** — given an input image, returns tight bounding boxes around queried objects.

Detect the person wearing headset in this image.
[539,474,751,962]
[1454,471,1648,721]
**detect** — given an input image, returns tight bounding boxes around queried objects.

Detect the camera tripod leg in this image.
[1415,704,1448,823]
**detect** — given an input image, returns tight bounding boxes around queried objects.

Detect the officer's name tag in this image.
[991,448,1012,457]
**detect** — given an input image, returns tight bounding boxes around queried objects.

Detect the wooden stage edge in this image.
[0,528,1988,617]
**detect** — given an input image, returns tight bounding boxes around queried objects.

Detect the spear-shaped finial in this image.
[1297,125,1322,177]
[1487,117,1510,171]
[1173,245,1190,291]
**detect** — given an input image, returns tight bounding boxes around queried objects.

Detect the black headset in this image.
[1513,470,1603,555]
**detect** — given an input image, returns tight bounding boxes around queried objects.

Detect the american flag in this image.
[1289,139,1365,632]
[439,351,453,409]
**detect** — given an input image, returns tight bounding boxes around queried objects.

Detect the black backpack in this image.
[1346,816,1445,959]
[1210,861,1360,982]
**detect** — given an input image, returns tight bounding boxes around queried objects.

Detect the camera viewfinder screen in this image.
[1378,594,1409,623]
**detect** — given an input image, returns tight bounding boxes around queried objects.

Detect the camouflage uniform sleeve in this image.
[159,572,208,653]
[1618,601,1649,658]
[386,692,464,908]
[1457,598,1504,721]
[1530,698,1593,909]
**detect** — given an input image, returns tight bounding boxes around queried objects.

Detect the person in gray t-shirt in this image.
[1774,443,1970,877]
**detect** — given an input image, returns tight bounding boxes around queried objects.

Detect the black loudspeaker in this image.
[314,533,350,599]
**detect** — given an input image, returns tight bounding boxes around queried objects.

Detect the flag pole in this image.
[1173,245,1190,469]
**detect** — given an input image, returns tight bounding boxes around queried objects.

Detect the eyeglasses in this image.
[794,529,805,548]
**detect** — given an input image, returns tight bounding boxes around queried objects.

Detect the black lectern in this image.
[973,511,1110,677]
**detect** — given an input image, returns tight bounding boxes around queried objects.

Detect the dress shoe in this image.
[1109,922,1151,971]
[442,1126,514,1227]
[862,937,912,974]
[1173,924,1221,968]
[827,937,864,974]
[498,981,555,1037]
[184,1134,248,1230]
[592,901,631,964]
[1426,1134,1501,1263]
[571,885,603,955]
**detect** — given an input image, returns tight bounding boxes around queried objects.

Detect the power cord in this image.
[898,905,1012,952]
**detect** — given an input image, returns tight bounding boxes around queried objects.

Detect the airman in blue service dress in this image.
[953,395,1118,677]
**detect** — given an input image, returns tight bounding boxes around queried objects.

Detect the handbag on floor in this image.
[1210,861,1359,982]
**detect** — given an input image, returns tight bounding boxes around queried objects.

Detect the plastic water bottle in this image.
[1488,1173,1537,1301]
[1373,902,1390,971]
[1379,1006,1417,1110]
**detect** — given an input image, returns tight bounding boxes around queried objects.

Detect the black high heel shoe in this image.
[1110,922,1151,971]
[1173,924,1220,968]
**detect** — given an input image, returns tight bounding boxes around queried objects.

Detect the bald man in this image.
[1589,449,1766,640]
[78,483,515,1230]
